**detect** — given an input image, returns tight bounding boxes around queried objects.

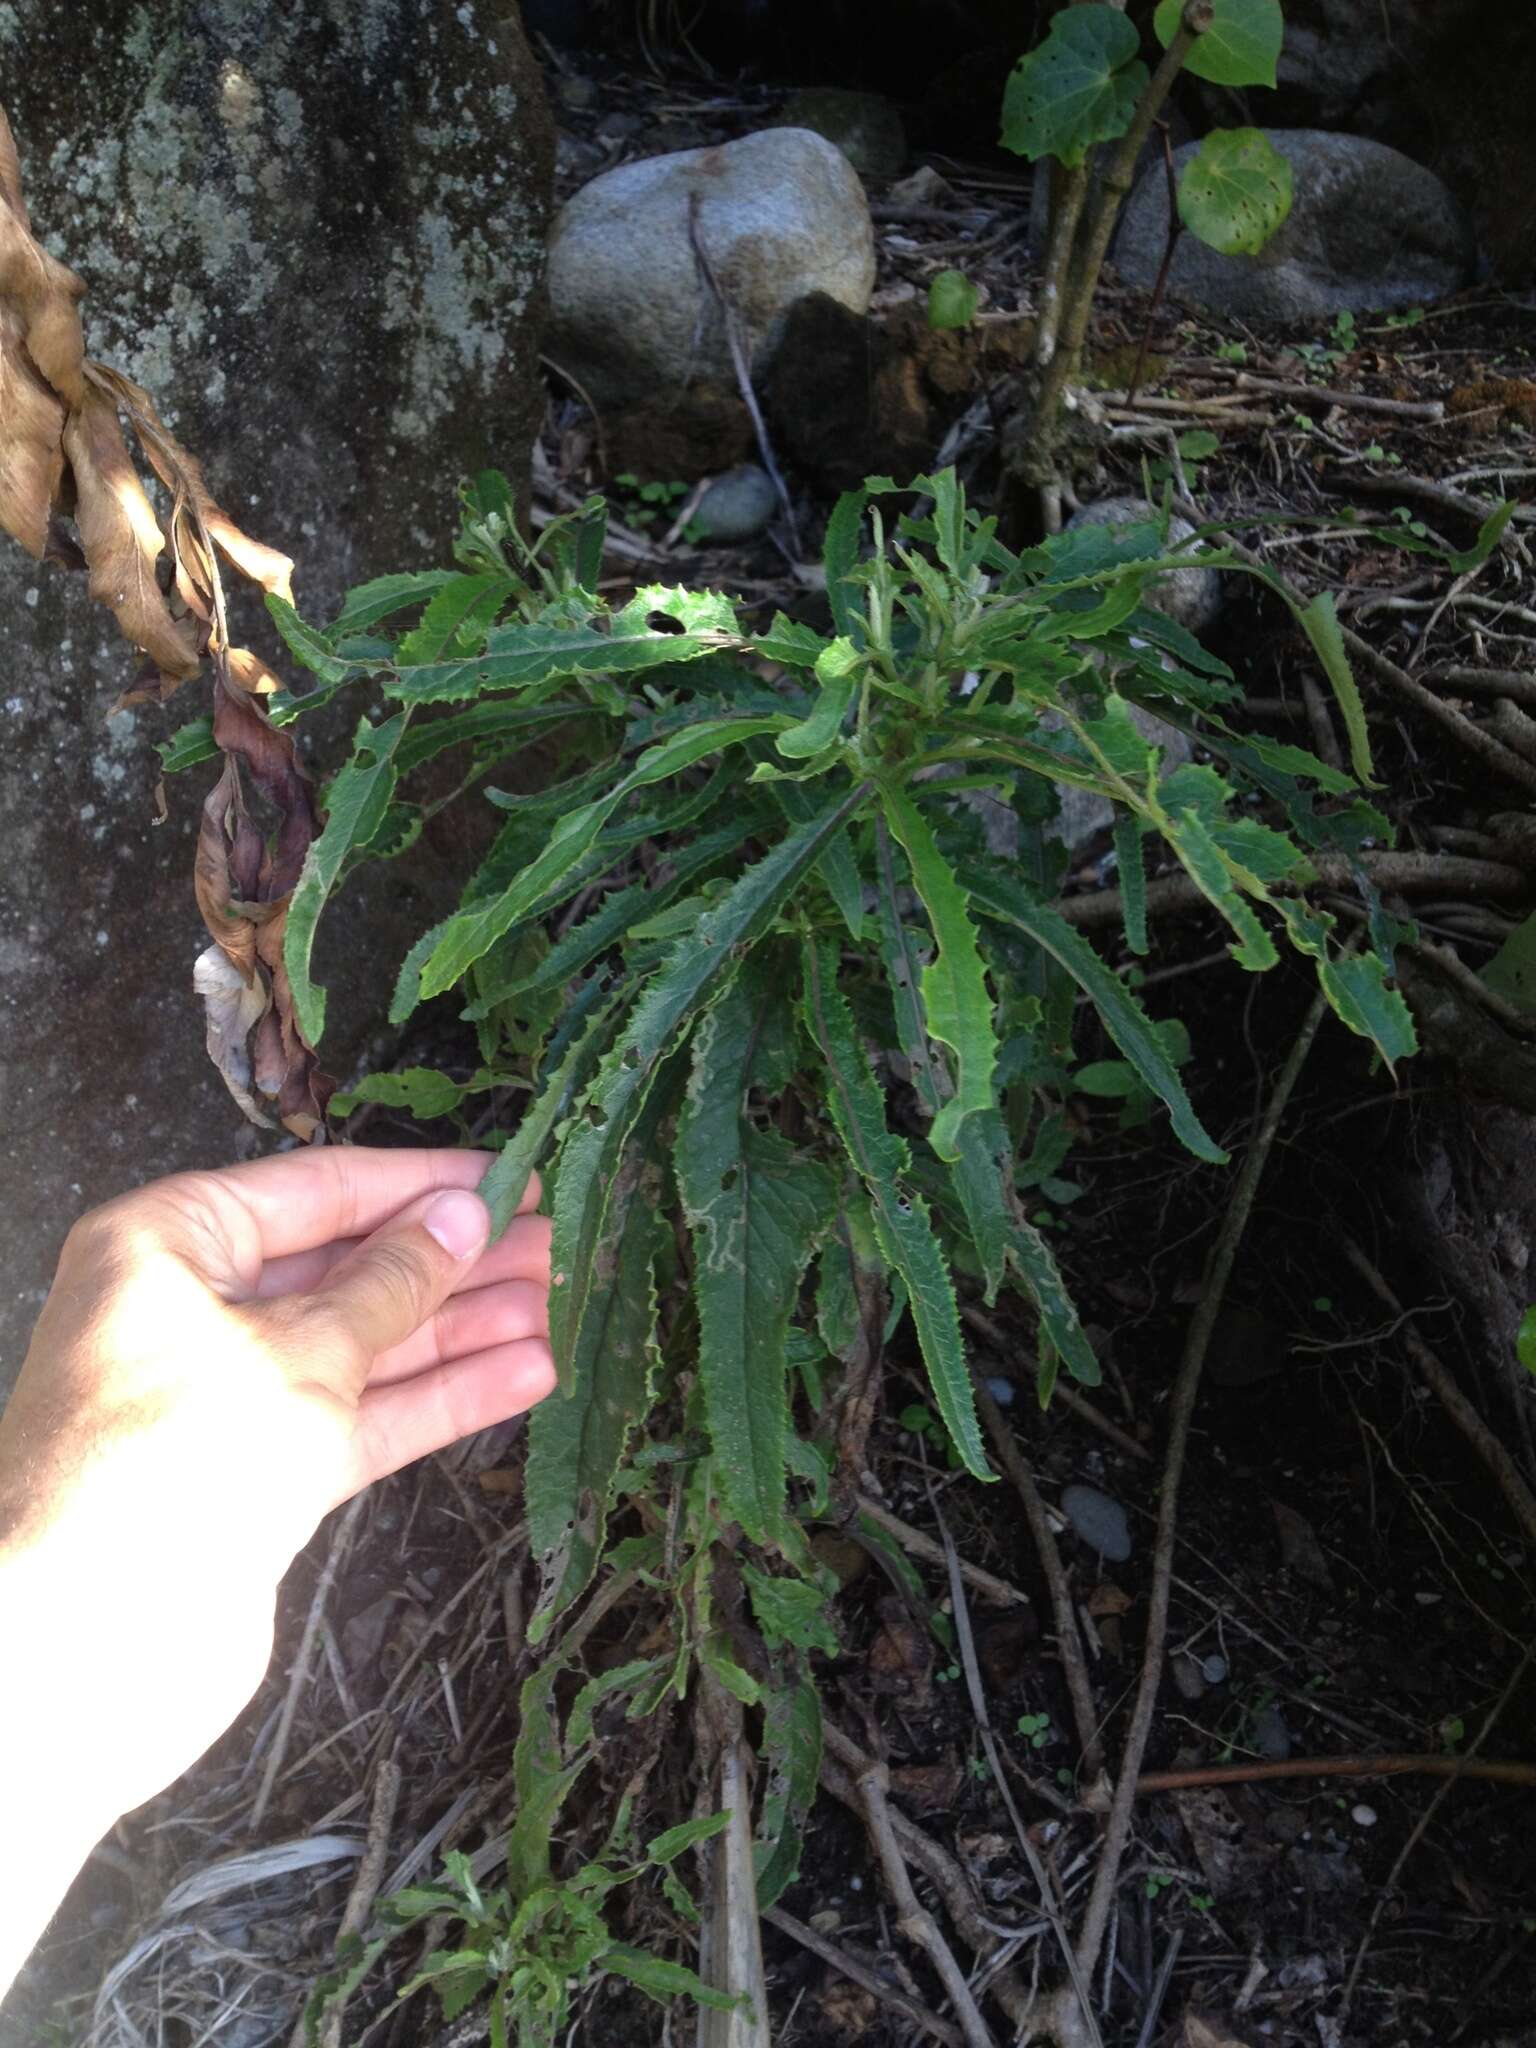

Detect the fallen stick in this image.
[1136,1753,1536,1794]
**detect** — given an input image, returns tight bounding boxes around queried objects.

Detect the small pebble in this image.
[984,1374,1017,1408]
[1250,1703,1292,1761]
[1170,1651,1207,1701]
[1201,1653,1229,1685]
[1060,1482,1132,1563]
[1351,1804,1378,1828]
[691,463,779,543]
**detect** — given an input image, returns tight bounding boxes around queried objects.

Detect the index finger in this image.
[200,1147,539,1262]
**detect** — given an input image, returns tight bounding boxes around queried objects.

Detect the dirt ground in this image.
[9,23,1536,2048]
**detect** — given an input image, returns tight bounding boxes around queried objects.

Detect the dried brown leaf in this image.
[88,361,295,604]
[0,300,65,558]
[227,646,283,694]
[62,390,200,678]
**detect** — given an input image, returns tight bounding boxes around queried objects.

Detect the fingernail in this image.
[423,1190,489,1260]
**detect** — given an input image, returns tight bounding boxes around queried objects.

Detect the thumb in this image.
[308,1186,490,1363]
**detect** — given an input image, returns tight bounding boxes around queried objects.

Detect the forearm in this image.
[0,1541,125,1999]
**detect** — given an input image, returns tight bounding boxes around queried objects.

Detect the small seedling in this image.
[1145,1871,1175,1901]
[1015,1711,1055,1750]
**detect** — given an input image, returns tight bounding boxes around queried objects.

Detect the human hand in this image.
[0,1148,553,1895]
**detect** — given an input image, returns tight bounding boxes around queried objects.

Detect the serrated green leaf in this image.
[1177,127,1293,256]
[646,1811,733,1866]
[1155,0,1283,86]
[1297,590,1375,787]
[964,870,1227,1162]
[605,1946,739,2013]
[880,786,997,1162]
[1007,1213,1101,1386]
[477,994,619,1240]
[752,613,831,670]
[527,1129,669,1636]
[742,1564,839,1656]
[418,717,786,1001]
[777,636,859,758]
[547,789,868,1429]
[677,961,837,1545]
[1162,805,1278,970]
[1000,4,1148,168]
[266,593,365,686]
[755,1676,822,1907]
[1113,811,1149,954]
[927,268,979,330]
[1518,1306,1536,1377]
[392,700,575,777]
[384,616,724,703]
[801,934,989,1478]
[330,570,459,636]
[395,573,509,665]
[285,711,408,1044]
[1316,951,1417,1068]
[330,1065,494,1121]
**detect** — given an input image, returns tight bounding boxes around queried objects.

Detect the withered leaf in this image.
[0,99,325,1140]
[62,390,201,678]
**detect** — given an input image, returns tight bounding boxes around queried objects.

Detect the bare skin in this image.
[0,1147,555,1997]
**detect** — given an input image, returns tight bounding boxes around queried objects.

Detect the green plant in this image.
[928,268,980,331]
[1015,1709,1056,1749]
[190,464,1416,2035]
[1000,0,1292,519]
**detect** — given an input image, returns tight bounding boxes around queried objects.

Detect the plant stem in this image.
[1018,0,1211,512]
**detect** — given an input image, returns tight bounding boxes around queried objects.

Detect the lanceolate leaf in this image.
[879,786,998,1162]
[777,636,859,758]
[330,1065,494,1121]
[963,870,1227,1163]
[800,935,989,1479]
[822,488,867,638]
[477,994,620,1240]
[1178,128,1293,257]
[395,572,509,665]
[548,788,868,1389]
[416,717,788,1003]
[1113,811,1149,955]
[1000,4,1148,169]
[328,570,458,636]
[393,700,575,776]
[755,1676,823,1908]
[1161,807,1278,970]
[383,616,727,704]
[284,711,408,1043]
[676,959,837,1544]
[266,593,366,687]
[528,1127,670,1638]
[1297,590,1376,787]
[1007,1215,1101,1387]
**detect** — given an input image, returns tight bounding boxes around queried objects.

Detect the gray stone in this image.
[692,463,779,543]
[775,89,906,181]
[1251,1703,1293,1761]
[546,128,876,408]
[0,0,553,1398]
[1060,1482,1132,1562]
[1116,130,1476,324]
[1067,499,1221,635]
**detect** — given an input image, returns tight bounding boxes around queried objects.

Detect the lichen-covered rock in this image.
[1115,130,1475,323]
[0,0,552,1391]
[691,464,778,543]
[546,128,876,409]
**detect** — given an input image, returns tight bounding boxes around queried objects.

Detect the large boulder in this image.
[0,0,553,1394]
[1115,130,1476,324]
[546,128,876,410]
